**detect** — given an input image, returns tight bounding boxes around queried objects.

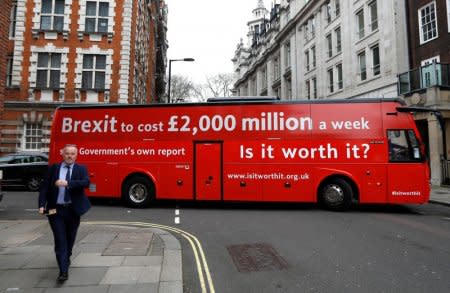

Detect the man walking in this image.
[39,144,91,282]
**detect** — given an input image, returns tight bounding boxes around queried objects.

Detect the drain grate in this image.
[227,243,289,273]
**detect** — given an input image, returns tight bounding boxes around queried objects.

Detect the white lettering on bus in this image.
[61,116,118,133]
[242,112,312,131]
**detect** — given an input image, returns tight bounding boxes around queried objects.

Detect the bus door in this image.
[195,142,222,200]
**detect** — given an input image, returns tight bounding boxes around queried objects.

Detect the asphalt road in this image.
[1,191,449,293]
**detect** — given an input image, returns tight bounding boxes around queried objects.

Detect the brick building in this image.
[0,0,168,154]
[398,0,450,185]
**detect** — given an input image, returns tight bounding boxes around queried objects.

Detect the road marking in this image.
[83,221,215,293]
[175,208,180,224]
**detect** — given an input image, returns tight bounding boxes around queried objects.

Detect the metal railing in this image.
[398,63,450,96]
[441,159,450,185]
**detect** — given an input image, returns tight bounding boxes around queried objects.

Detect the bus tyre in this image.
[122,176,155,208]
[320,178,353,211]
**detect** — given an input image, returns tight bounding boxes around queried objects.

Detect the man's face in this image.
[62,146,77,165]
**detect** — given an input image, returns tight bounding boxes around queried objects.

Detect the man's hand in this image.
[39,207,45,214]
[55,179,68,187]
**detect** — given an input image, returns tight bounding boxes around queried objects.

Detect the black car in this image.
[0,152,49,191]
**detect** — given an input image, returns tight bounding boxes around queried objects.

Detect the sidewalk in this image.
[0,220,182,293]
[430,185,450,206]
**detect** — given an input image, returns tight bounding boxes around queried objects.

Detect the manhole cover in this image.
[227,243,289,272]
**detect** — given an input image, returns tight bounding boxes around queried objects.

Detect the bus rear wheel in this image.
[319,178,353,211]
[122,176,155,208]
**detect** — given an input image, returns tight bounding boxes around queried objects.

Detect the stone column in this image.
[428,113,443,185]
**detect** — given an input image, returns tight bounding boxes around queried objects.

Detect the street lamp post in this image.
[167,58,195,103]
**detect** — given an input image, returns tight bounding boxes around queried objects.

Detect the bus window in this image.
[388,130,422,162]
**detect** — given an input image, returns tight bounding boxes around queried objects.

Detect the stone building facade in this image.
[0,0,167,154]
[232,0,409,101]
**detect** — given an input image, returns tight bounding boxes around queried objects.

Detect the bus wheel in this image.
[319,178,353,211]
[122,176,154,208]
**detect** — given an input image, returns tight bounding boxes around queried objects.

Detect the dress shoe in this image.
[57,272,68,282]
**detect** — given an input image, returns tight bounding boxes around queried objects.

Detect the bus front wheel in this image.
[122,176,155,208]
[319,178,353,211]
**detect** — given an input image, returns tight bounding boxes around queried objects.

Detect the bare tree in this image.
[169,75,197,103]
[205,73,233,98]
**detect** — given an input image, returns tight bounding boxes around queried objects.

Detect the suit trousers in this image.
[48,205,80,274]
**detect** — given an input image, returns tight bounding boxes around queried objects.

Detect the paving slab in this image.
[160,250,182,282]
[122,255,162,266]
[108,283,158,293]
[100,266,160,285]
[37,267,108,288]
[43,285,110,293]
[159,234,181,250]
[23,252,57,269]
[79,233,117,244]
[0,254,36,269]
[159,281,183,293]
[72,253,124,267]
[114,232,153,243]
[2,288,44,293]
[103,242,149,256]
[0,269,50,289]
[72,243,109,254]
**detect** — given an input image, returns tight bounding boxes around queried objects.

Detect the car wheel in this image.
[27,176,43,191]
[122,176,155,208]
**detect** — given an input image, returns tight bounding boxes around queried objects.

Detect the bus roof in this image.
[55,97,405,110]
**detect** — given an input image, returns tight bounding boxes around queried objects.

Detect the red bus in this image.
[48,98,430,210]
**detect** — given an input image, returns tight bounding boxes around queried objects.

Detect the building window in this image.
[447,0,450,32]
[36,53,61,89]
[9,2,17,38]
[85,1,109,33]
[371,44,380,76]
[40,0,65,31]
[305,51,310,71]
[82,54,106,90]
[23,123,43,151]
[285,43,291,69]
[326,34,332,58]
[306,80,310,100]
[273,56,280,81]
[328,68,334,93]
[304,16,315,41]
[336,63,343,90]
[251,77,257,95]
[6,56,13,87]
[335,27,341,53]
[312,77,317,99]
[261,66,268,90]
[285,77,292,100]
[326,0,332,23]
[356,9,365,39]
[335,0,340,17]
[358,51,367,81]
[369,0,378,31]
[418,1,438,44]
[311,46,316,68]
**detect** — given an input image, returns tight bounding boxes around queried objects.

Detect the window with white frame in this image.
[6,56,13,87]
[326,34,332,58]
[369,0,378,31]
[335,26,341,53]
[447,0,450,32]
[371,44,380,76]
[85,1,109,33]
[40,0,65,31]
[358,51,367,81]
[23,123,43,151]
[419,2,438,44]
[336,63,343,90]
[36,53,61,89]
[82,54,106,90]
[328,68,334,93]
[9,2,17,38]
[356,9,365,39]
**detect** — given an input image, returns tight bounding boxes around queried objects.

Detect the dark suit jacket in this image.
[39,163,91,216]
